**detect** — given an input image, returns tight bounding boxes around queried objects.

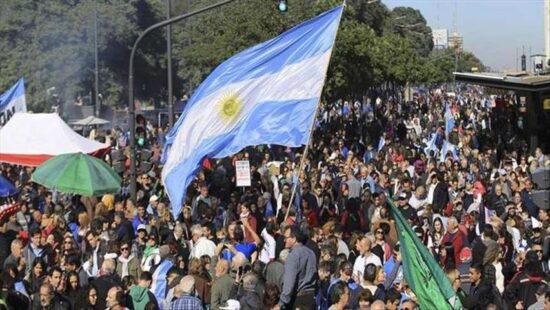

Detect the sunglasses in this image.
[120,247,129,251]
[376,230,384,234]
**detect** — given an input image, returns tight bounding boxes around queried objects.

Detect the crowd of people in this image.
[0,85,549,310]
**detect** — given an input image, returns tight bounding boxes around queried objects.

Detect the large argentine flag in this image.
[163,6,344,217]
[0,79,26,128]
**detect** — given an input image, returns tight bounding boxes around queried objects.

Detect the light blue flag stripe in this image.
[0,78,25,109]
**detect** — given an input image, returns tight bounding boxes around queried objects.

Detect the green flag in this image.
[388,198,462,309]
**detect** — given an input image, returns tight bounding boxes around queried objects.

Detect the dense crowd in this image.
[0,86,549,310]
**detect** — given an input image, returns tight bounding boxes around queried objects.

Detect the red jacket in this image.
[441,229,467,268]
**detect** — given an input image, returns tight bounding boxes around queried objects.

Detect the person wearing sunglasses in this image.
[116,241,141,280]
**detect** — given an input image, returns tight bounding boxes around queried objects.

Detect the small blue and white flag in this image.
[439,140,459,162]
[424,132,439,157]
[0,78,26,128]
[377,136,385,152]
[444,101,455,139]
[162,6,344,217]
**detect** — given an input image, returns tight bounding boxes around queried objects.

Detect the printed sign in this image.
[235,160,251,187]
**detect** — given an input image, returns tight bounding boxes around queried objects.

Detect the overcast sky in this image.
[383,0,545,71]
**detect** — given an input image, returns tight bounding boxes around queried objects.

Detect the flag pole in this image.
[285,103,321,221]
[284,5,344,222]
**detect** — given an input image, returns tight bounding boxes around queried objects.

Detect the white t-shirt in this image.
[190,237,216,259]
[352,253,382,280]
[259,229,276,264]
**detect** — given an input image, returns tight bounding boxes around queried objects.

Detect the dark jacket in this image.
[504,272,549,309]
[117,220,135,243]
[432,182,449,214]
[458,280,495,310]
[31,293,71,310]
[91,275,120,310]
[238,290,262,310]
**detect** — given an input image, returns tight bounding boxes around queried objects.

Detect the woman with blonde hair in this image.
[77,211,90,250]
[94,202,109,218]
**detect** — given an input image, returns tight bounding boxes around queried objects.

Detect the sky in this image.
[383,0,545,71]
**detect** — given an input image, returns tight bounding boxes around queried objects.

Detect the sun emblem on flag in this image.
[218,92,243,123]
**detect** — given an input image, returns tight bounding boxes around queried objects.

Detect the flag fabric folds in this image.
[441,101,459,162]
[377,136,385,152]
[444,101,455,139]
[388,198,462,310]
[0,78,26,128]
[162,6,344,217]
[423,132,439,157]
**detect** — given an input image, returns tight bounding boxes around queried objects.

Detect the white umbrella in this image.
[69,115,110,126]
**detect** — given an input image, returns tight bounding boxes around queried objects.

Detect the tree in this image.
[384,7,433,58]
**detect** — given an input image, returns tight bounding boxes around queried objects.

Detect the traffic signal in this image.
[278,0,287,12]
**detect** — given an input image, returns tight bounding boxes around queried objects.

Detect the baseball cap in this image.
[137,224,148,233]
[149,195,159,203]
[460,247,472,262]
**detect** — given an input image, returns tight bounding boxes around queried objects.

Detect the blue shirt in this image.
[221,242,257,261]
[169,294,202,310]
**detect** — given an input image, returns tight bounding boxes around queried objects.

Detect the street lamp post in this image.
[166,0,174,128]
[94,0,100,117]
[128,0,239,202]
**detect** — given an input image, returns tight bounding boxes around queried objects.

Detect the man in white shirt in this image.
[189,224,216,259]
[353,235,382,281]
[259,222,277,264]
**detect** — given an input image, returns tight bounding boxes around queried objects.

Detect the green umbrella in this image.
[31,153,121,196]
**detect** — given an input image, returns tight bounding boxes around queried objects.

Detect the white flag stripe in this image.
[163,50,331,177]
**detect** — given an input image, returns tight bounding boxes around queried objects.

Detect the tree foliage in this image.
[0,0,485,112]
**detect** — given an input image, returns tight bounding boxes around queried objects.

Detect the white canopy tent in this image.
[0,113,110,166]
[69,115,110,126]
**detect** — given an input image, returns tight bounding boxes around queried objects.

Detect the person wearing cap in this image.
[395,193,417,224]
[147,195,159,217]
[131,224,148,261]
[132,205,149,235]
